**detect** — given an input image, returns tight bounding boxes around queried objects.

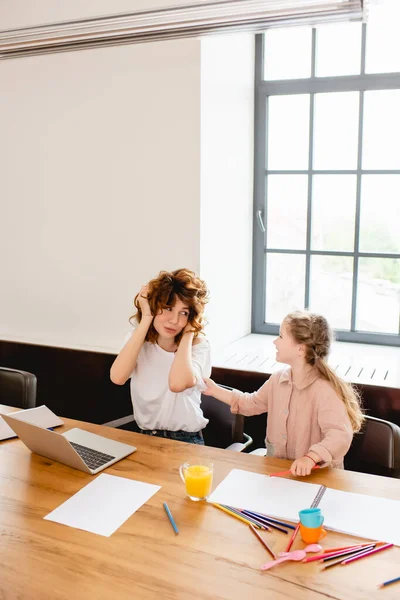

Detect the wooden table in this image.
[0,411,399,600]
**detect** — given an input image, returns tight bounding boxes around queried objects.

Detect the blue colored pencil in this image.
[241,509,296,531]
[222,505,269,530]
[240,510,288,534]
[163,502,179,534]
[379,576,400,588]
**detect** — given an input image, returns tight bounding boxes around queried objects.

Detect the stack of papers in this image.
[0,405,64,440]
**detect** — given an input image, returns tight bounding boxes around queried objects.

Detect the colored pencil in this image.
[249,524,277,560]
[163,502,179,535]
[379,576,400,588]
[320,545,375,563]
[213,503,263,528]
[223,505,268,530]
[322,547,376,570]
[240,510,289,534]
[322,543,381,554]
[240,509,296,530]
[285,523,301,552]
[269,465,320,478]
[285,484,326,552]
[341,543,394,565]
[303,543,376,563]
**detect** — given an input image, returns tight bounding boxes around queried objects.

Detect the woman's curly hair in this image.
[130,268,209,344]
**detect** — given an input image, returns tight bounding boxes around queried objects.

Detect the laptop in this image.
[2,413,136,475]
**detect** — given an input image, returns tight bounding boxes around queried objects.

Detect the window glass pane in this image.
[359,175,400,254]
[264,28,311,81]
[267,95,310,170]
[266,175,308,250]
[311,175,356,251]
[365,1,400,74]
[309,255,353,330]
[362,90,400,170]
[265,254,305,324]
[316,22,362,77]
[356,258,400,334]
[313,92,359,170]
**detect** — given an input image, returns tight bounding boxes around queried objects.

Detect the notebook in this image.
[2,413,136,475]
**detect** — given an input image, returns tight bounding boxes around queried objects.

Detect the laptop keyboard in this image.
[70,442,115,470]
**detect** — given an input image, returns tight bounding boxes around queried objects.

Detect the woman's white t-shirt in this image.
[126,331,211,432]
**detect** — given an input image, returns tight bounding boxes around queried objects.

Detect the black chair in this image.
[200,388,252,452]
[345,415,400,478]
[0,367,37,409]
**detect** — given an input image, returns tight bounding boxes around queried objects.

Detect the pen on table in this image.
[163,502,179,535]
[379,576,400,589]
[249,524,277,560]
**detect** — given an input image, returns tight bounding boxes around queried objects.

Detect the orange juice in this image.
[179,462,213,500]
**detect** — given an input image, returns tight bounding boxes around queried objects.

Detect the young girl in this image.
[204,311,364,475]
[110,268,210,445]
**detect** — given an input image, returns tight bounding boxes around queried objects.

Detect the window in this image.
[253,8,400,346]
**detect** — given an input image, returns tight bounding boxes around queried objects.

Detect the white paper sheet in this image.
[319,487,400,546]
[44,473,161,536]
[0,405,64,441]
[207,469,322,522]
[207,468,400,546]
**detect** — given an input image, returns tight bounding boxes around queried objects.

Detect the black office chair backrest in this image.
[0,367,37,409]
[344,415,400,478]
[200,387,244,449]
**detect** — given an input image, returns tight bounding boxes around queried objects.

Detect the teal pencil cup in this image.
[298,507,324,528]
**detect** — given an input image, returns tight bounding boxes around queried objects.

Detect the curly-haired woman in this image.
[110,268,210,444]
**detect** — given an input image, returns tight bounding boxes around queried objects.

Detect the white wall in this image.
[0,4,255,354]
[200,34,254,350]
[1,39,201,351]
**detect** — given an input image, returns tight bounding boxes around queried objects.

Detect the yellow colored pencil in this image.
[212,503,262,528]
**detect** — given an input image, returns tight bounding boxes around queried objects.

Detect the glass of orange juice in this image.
[179,460,213,501]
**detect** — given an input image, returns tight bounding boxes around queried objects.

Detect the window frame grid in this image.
[253,25,400,346]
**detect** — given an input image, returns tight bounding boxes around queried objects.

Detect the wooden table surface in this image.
[0,408,399,600]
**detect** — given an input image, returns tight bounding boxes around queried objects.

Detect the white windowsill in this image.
[212,334,400,389]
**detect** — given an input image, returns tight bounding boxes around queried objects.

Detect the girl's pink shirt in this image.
[230,366,353,467]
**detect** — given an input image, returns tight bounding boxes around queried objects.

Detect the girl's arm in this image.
[110,285,153,385]
[168,328,198,393]
[202,378,234,405]
[203,376,273,415]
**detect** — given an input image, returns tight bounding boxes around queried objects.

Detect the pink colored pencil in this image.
[322,543,381,554]
[303,543,376,563]
[341,543,393,565]
[285,523,300,552]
